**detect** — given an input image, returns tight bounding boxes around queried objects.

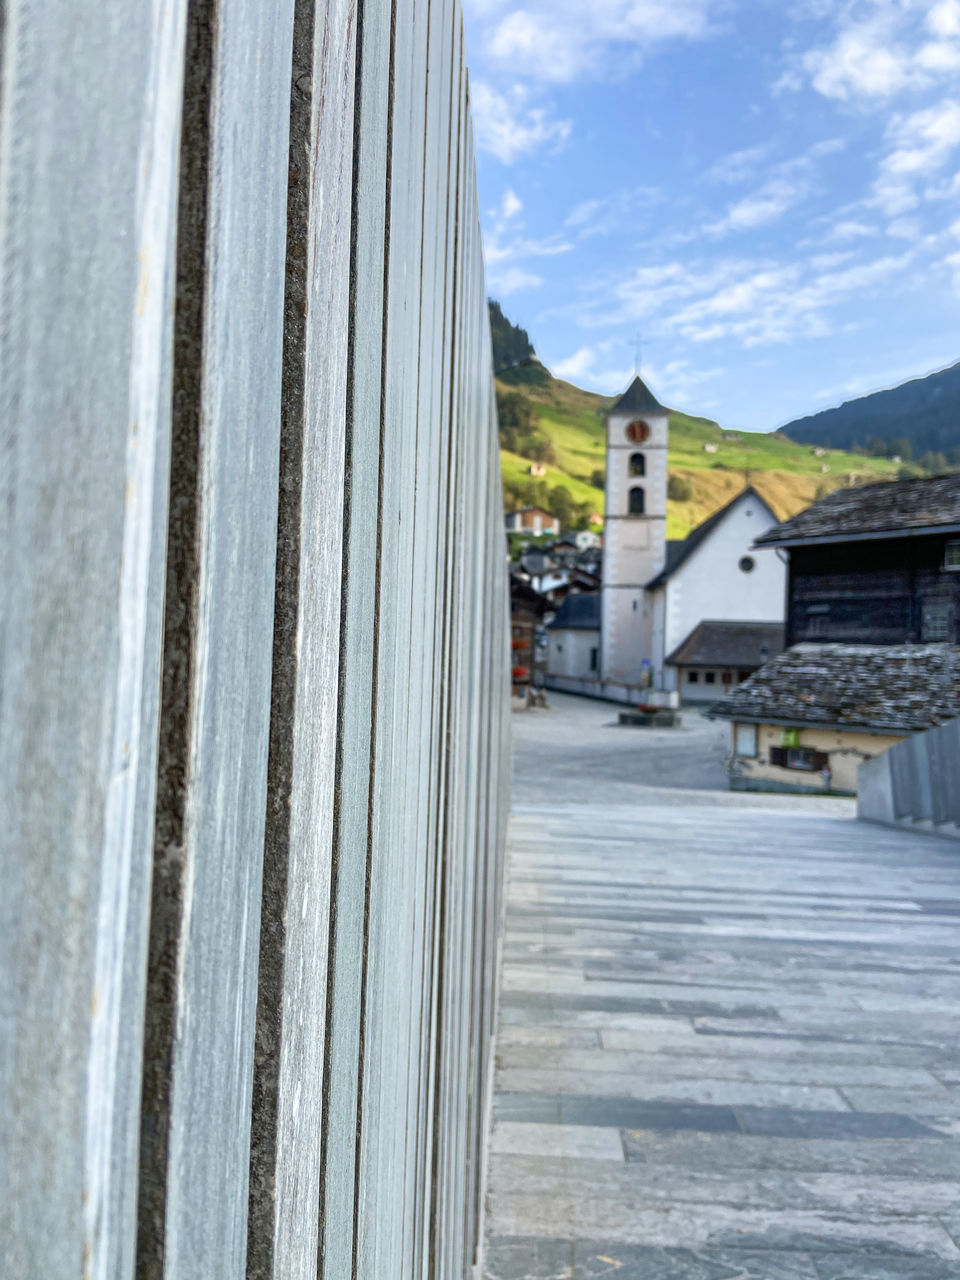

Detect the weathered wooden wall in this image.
[0,1,509,1277]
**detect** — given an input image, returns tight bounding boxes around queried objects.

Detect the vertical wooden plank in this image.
[246,1,357,1276]
[136,0,296,1276]
[319,0,392,1272]
[0,3,187,1277]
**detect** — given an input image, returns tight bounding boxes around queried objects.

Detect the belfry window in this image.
[628,486,645,515]
[629,453,645,477]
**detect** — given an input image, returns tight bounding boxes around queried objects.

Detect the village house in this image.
[712,473,960,793]
[505,506,559,536]
[665,619,784,703]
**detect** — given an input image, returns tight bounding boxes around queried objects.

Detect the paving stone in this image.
[490,1123,624,1162]
[484,1235,819,1279]
[484,710,960,1274]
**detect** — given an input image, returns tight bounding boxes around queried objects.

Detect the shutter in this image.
[810,750,830,772]
[769,746,785,767]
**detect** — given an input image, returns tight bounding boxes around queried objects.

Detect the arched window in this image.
[629,453,645,477]
[628,486,645,515]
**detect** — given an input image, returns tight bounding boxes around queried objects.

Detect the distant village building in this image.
[545,376,787,702]
[546,593,601,680]
[505,507,560,536]
[712,474,960,792]
[665,620,784,704]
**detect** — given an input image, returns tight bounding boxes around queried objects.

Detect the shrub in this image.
[667,475,692,501]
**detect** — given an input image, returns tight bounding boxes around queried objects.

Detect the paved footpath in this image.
[483,798,960,1280]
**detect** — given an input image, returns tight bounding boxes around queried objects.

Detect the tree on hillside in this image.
[488,299,535,372]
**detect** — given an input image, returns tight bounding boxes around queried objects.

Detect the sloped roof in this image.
[611,376,666,416]
[666,620,785,668]
[646,487,777,589]
[548,592,601,631]
[756,473,960,546]
[709,643,960,732]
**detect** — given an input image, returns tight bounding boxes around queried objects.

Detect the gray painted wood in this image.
[136,2,296,1277]
[1,0,507,1275]
[246,3,357,1278]
[0,4,187,1277]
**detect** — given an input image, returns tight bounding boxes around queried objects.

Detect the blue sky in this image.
[462,0,960,431]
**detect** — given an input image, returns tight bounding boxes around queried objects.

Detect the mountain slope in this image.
[780,361,960,460]
[496,358,902,539]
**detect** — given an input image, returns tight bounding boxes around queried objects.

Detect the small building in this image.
[546,593,601,680]
[505,506,560,536]
[574,529,601,552]
[710,643,960,795]
[666,620,784,704]
[756,473,960,646]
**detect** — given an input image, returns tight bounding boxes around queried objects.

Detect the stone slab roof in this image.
[548,592,601,631]
[756,474,960,546]
[709,642,960,732]
[666,620,785,668]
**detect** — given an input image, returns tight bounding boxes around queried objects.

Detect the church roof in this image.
[646,486,777,590]
[611,376,666,416]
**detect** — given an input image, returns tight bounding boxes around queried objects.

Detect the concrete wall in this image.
[859,718,960,840]
[0,2,509,1278]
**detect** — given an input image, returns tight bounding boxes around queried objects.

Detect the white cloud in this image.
[552,346,598,379]
[470,81,571,163]
[468,0,718,84]
[873,98,960,213]
[600,243,919,349]
[706,178,807,236]
[485,265,544,296]
[797,2,960,102]
[501,189,523,219]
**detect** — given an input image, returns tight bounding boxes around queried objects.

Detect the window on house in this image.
[704,671,716,684]
[628,486,645,515]
[769,746,829,771]
[739,555,755,573]
[737,670,751,682]
[687,670,699,683]
[734,723,757,757]
[590,648,598,671]
[629,453,646,476]
[921,599,954,642]
[945,540,960,570]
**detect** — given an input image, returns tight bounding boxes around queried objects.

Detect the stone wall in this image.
[0,2,509,1277]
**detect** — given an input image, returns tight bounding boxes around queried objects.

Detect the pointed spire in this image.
[611,375,665,415]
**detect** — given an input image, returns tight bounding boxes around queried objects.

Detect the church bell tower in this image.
[600,376,668,685]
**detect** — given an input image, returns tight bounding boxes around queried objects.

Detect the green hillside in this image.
[497,358,904,539]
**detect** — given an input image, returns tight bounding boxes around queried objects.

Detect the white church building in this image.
[546,376,787,703]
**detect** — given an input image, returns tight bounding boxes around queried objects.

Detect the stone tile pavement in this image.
[483,798,960,1279]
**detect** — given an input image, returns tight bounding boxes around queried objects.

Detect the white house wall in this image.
[548,628,601,679]
[657,493,786,685]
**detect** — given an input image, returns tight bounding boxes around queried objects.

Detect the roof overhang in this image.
[706,709,920,736]
[756,521,960,550]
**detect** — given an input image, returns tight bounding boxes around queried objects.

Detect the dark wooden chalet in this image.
[755,474,960,646]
